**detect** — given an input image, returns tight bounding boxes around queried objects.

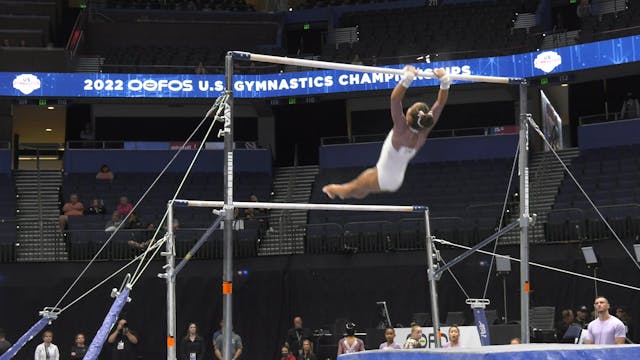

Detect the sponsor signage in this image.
[0,35,638,99]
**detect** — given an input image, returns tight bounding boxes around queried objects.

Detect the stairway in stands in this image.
[258,165,319,255]
[15,170,67,261]
[499,148,581,245]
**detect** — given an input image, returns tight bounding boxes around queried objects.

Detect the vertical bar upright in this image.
[425,209,441,348]
[166,201,176,360]
[222,52,235,360]
[518,82,530,343]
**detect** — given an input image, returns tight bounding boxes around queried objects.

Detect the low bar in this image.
[173,200,426,213]
[230,51,524,85]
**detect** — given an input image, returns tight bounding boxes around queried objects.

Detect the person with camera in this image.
[107,318,138,360]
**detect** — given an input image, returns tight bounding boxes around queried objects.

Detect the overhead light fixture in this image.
[581,246,599,267]
[47,106,54,110]
[633,244,640,262]
[561,83,568,87]
[45,128,52,132]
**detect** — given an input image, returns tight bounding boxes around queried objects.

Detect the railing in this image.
[65,8,88,59]
[546,204,640,242]
[578,112,624,125]
[321,126,513,145]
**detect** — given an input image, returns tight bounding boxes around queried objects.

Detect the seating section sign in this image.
[0,35,638,99]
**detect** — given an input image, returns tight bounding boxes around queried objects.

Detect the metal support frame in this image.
[424,209,442,347]
[164,202,177,360]
[222,52,235,360]
[518,82,530,343]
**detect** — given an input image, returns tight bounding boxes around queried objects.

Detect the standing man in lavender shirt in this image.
[583,296,626,345]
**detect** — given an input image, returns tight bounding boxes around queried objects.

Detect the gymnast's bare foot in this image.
[322,184,346,199]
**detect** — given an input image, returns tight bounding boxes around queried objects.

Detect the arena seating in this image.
[105,0,255,12]
[306,159,516,254]
[62,171,271,260]
[547,144,640,242]
[578,6,640,43]
[0,1,56,47]
[337,2,539,62]
[0,174,16,262]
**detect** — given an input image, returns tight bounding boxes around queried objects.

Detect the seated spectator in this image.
[129,219,179,249]
[195,62,206,74]
[243,194,265,220]
[442,325,461,348]
[379,327,400,350]
[117,196,133,218]
[96,164,114,181]
[555,309,577,340]
[35,331,59,360]
[125,212,147,230]
[576,0,591,18]
[621,92,640,119]
[59,194,84,231]
[337,323,365,355]
[70,333,87,360]
[297,339,316,360]
[403,325,426,349]
[105,211,122,232]
[0,328,11,355]
[280,344,296,360]
[510,337,521,344]
[87,198,106,215]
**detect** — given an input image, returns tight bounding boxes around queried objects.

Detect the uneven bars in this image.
[230,51,524,85]
[174,200,426,213]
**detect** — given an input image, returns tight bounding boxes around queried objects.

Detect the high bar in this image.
[230,51,524,85]
[173,200,427,213]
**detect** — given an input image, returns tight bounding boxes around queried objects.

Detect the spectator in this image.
[0,328,11,355]
[59,194,84,230]
[297,339,316,360]
[180,323,206,360]
[555,309,577,340]
[510,337,521,344]
[280,345,296,360]
[34,331,59,360]
[583,296,626,345]
[124,212,146,230]
[96,164,114,181]
[337,323,364,355]
[615,306,633,342]
[213,323,242,360]
[195,62,207,74]
[106,211,123,232]
[117,196,133,218]
[351,54,363,65]
[129,218,179,249]
[285,316,313,356]
[243,194,264,220]
[576,305,591,329]
[620,92,640,119]
[70,333,87,360]
[576,0,591,18]
[403,325,426,349]
[442,325,461,348]
[79,122,94,141]
[87,198,106,215]
[212,319,223,349]
[107,318,138,360]
[378,327,400,350]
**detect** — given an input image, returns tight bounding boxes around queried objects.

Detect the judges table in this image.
[338,343,640,360]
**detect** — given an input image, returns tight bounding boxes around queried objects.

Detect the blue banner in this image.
[472,308,491,346]
[1,35,638,99]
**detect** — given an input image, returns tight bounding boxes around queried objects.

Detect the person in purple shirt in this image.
[442,325,461,348]
[378,328,401,350]
[583,296,626,345]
